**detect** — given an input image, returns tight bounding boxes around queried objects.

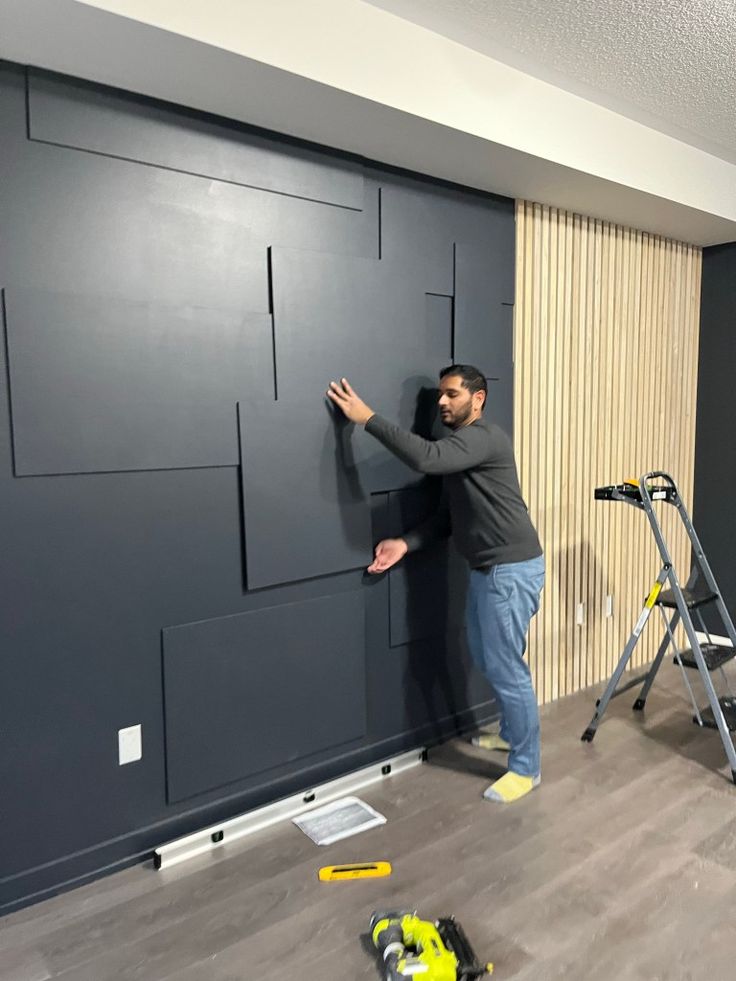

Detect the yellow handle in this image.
[645,582,663,609]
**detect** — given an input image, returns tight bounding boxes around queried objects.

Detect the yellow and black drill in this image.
[370,910,493,981]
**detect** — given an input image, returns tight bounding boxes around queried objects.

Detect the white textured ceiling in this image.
[3,0,736,242]
[369,0,736,164]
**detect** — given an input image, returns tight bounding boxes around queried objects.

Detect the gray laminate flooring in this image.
[3,666,736,981]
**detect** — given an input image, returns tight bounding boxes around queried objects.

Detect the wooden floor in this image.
[4,667,736,981]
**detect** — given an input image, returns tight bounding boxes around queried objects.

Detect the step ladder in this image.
[580,471,736,783]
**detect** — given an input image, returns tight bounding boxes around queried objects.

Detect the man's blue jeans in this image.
[466,555,545,777]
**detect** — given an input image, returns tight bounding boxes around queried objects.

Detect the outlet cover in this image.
[118,724,142,765]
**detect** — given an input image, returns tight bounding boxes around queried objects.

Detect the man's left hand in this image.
[326,378,375,425]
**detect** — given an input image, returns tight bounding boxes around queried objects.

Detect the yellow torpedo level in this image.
[318,861,392,881]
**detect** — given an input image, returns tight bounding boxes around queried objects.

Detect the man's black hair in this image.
[439,364,487,407]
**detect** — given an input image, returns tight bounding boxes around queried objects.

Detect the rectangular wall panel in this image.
[28,69,364,210]
[454,248,514,374]
[425,293,454,366]
[0,145,270,313]
[162,592,366,802]
[387,482,450,647]
[5,288,273,475]
[271,246,442,392]
[270,246,453,492]
[485,371,514,441]
[238,398,374,589]
[377,178,515,300]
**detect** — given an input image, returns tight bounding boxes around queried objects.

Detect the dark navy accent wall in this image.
[0,60,515,913]
[693,243,736,625]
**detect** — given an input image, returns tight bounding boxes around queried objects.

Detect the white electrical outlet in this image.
[118,724,142,765]
[576,603,585,626]
[606,594,614,618]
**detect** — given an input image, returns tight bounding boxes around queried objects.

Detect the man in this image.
[326,366,544,804]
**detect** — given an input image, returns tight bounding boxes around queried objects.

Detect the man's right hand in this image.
[367,538,408,574]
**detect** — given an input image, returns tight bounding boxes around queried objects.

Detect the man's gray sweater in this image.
[364,414,542,569]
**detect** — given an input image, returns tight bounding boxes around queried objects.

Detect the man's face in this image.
[438,375,480,429]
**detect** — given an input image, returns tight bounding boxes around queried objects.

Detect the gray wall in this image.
[693,243,736,624]
[0,61,515,913]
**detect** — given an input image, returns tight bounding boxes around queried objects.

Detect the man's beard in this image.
[445,401,473,429]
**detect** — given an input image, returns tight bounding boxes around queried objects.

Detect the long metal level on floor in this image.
[154,747,426,870]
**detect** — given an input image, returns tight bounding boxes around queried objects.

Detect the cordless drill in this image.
[370,910,493,980]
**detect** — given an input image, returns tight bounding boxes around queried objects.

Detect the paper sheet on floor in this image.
[292,796,386,846]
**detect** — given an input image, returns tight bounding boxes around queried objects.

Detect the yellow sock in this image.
[471,733,511,752]
[483,771,540,803]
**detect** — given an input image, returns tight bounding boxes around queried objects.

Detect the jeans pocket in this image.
[490,565,515,603]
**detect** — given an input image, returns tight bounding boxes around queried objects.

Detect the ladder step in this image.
[655,587,718,609]
[695,697,736,732]
[675,644,736,671]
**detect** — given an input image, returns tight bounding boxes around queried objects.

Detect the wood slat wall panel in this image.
[514,201,702,704]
